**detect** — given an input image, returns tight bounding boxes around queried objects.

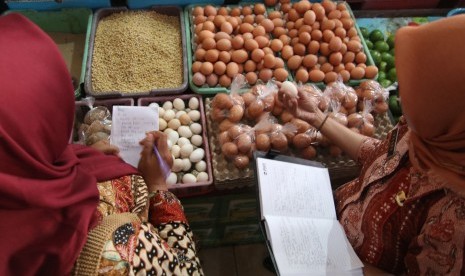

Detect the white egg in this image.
[149,102,159,111]
[166,172,178,185]
[178,125,193,138]
[159,118,167,131]
[163,109,175,121]
[166,139,173,150]
[158,107,165,118]
[163,101,173,110]
[190,123,202,134]
[182,158,192,171]
[167,118,181,130]
[188,110,201,122]
[185,108,191,113]
[191,134,203,147]
[195,160,207,172]
[173,98,186,110]
[175,110,187,119]
[189,97,200,110]
[171,144,181,158]
[180,144,194,158]
[197,172,209,182]
[182,173,197,184]
[167,130,179,144]
[177,137,191,147]
[190,148,205,163]
[172,158,184,172]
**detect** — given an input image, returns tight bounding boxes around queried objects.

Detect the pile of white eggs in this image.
[150,97,209,185]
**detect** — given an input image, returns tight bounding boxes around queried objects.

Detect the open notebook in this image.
[254,152,363,276]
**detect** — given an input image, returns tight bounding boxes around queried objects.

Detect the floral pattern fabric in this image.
[94,176,203,275]
[335,119,465,275]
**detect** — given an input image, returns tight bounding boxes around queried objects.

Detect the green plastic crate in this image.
[5,8,92,99]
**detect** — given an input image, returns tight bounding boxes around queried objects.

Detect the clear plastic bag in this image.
[77,97,112,146]
[211,75,246,123]
[245,80,279,121]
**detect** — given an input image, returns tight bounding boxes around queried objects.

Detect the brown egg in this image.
[318,55,327,65]
[364,65,378,79]
[192,61,202,73]
[275,57,285,68]
[301,145,317,159]
[193,15,206,25]
[293,133,313,149]
[293,43,306,56]
[219,75,232,87]
[347,40,362,53]
[231,36,244,50]
[205,49,219,63]
[218,22,232,34]
[199,62,214,75]
[255,133,271,151]
[243,60,256,72]
[322,30,335,43]
[328,36,342,52]
[257,19,273,33]
[307,40,320,55]
[206,74,219,87]
[360,122,375,137]
[320,62,333,73]
[273,26,287,38]
[216,39,232,52]
[204,5,217,16]
[192,72,206,86]
[272,18,284,28]
[294,18,305,30]
[218,51,231,63]
[355,52,367,64]
[309,69,325,82]
[213,61,226,75]
[192,6,204,16]
[239,22,254,34]
[279,34,291,46]
[274,68,289,82]
[247,100,265,119]
[290,36,300,46]
[212,93,233,109]
[271,132,288,151]
[345,62,356,72]
[202,37,216,50]
[289,28,298,39]
[263,47,274,55]
[298,32,312,45]
[245,72,258,85]
[341,18,354,30]
[263,54,276,69]
[281,45,294,60]
[214,32,230,42]
[218,130,231,145]
[321,18,336,31]
[230,7,241,16]
[255,36,270,48]
[233,155,250,169]
[329,52,343,66]
[302,54,318,68]
[328,9,341,19]
[324,71,338,83]
[221,142,238,158]
[343,51,355,63]
[231,50,248,64]
[319,42,331,56]
[252,25,266,38]
[268,10,281,20]
[202,21,215,32]
[244,38,259,51]
[258,68,273,82]
[339,69,350,82]
[294,68,308,83]
[287,55,303,70]
[198,30,215,43]
[347,27,358,38]
[350,66,365,80]
[312,3,326,20]
[248,49,262,63]
[270,39,283,53]
[217,7,229,16]
[226,62,239,78]
[213,15,226,28]
[227,17,239,29]
[281,3,291,13]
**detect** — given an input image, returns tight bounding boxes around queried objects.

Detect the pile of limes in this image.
[360,27,396,88]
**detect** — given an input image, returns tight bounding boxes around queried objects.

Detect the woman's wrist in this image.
[311,110,327,129]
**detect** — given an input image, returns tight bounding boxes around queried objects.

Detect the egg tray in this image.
[138,94,214,198]
[272,1,378,89]
[84,6,188,98]
[184,3,292,95]
[205,97,393,190]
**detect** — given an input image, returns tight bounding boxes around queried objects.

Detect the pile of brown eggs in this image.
[277,0,378,84]
[190,3,289,88]
[210,78,389,169]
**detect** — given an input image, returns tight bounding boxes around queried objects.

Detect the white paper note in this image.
[110,105,159,168]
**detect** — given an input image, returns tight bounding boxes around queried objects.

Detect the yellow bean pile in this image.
[92,11,183,93]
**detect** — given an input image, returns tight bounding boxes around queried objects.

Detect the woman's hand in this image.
[138,131,173,192]
[279,87,323,127]
[90,140,120,156]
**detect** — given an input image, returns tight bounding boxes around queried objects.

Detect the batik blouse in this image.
[335,118,465,275]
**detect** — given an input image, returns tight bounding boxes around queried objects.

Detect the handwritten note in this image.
[111,105,159,168]
[256,158,336,220]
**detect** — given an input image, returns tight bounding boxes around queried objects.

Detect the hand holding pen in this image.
[138,131,173,192]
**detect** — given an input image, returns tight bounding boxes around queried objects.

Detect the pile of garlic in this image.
[152,97,209,185]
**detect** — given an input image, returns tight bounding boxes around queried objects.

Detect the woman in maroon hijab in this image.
[0,13,203,275]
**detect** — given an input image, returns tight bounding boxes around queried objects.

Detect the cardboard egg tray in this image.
[205,97,393,190]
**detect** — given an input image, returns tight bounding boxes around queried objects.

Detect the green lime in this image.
[374,41,390,52]
[365,40,373,50]
[389,48,395,56]
[389,95,402,116]
[360,27,370,39]
[385,55,395,70]
[379,61,387,72]
[370,50,382,66]
[380,79,392,88]
[386,34,395,49]
[388,68,397,82]
[369,29,385,43]
[378,71,386,80]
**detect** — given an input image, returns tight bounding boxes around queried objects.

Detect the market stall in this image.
[1,0,457,249]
